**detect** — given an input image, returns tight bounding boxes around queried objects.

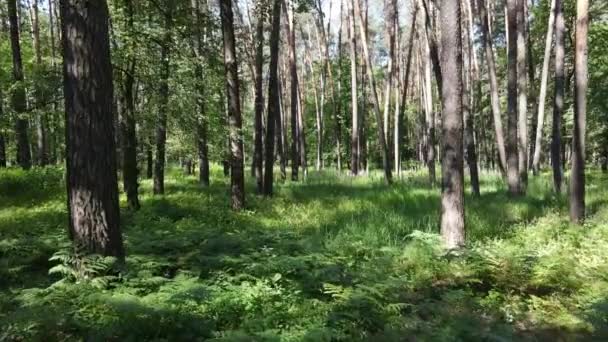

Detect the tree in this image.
[570,0,589,224]
[284,0,300,181]
[551,0,564,194]
[506,0,520,195]
[439,0,465,249]
[154,7,173,195]
[252,0,265,193]
[531,0,556,174]
[0,85,5,168]
[60,0,124,258]
[193,0,210,187]
[349,0,359,176]
[120,0,140,210]
[516,0,528,191]
[220,0,245,210]
[463,0,480,197]
[475,0,507,173]
[7,0,32,170]
[263,0,282,196]
[353,0,392,184]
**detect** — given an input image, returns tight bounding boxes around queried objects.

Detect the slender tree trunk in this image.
[570,0,589,223]
[121,0,140,211]
[551,0,564,194]
[263,0,282,196]
[220,0,245,210]
[440,0,465,249]
[146,142,153,179]
[7,0,32,170]
[60,0,124,258]
[420,30,436,186]
[516,0,528,191]
[192,0,210,187]
[29,0,48,166]
[0,86,5,168]
[349,1,359,176]
[354,0,392,183]
[153,9,172,195]
[252,3,264,193]
[475,0,506,173]
[283,0,300,181]
[532,0,556,174]
[463,0,480,196]
[506,0,520,195]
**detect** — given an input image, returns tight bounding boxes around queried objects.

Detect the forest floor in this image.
[1,166,608,341]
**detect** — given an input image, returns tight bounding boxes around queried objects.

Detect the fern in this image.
[48,248,119,288]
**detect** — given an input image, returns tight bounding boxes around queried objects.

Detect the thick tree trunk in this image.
[220,0,245,210]
[60,0,124,258]
[439,0,465,249]
[570,0,589,224]
[551,0,564,194]
[475,0,506,173]
[154,10,172,195]
[349,2,359,176]
[7,0,32,170]
[353,0,392,184]
[532,0,556,174]
[506,0,520,195]
[516,0,528,191]
[121,0,140,211]
[263,0,282,196]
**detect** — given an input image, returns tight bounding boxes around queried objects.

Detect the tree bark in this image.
[463,0,480,197]
[570,0,589,224]
[220,0,245,210]
[283,0,300,181]
[439,0,465,249]
[0,86,5,168]
[252,2,265,192]
[7,0,32,170]
[263,0,282,196]
[349,1,359,176]
[551,0,564,194]
[516,0,528,191]
[192,0,210,187]
[506,0,520,195]
[153,8,172,195]
[475,0,506,173]
[353,0,392,184]
[60,0,124,258]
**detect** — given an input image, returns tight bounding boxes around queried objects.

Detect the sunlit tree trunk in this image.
[551,0,564,194]
[7,0,32,170]
[349,0,359,176]
[570,0,589,223]
[220,0,245,210]
[516,0,528,191]
[60,0,124,258]
[439,0,465,249]
[463,0,480,197]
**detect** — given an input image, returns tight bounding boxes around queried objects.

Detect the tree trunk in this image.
[551,0,564,194]
[569,0,589,224]
[220,0,245,210]
[283,0,300,181]
[531,0,556,174]
[192,0,210,187]
[0,86,5,168]
[121,0,140,211]
[60,0,124,258]
[463,0,480,197]
[516,0,528,191]
[252,3,264,192]
[146,143,153,179]
[7,0,32,170]
[475,0,506,173]
[263,0,282,195]
[353,0,392,184]
[506,0,520,195]
[439,0,465,249]
[154,9,172,195]
[349,1,359,176]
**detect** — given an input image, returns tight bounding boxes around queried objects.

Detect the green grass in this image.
[1,166,608,341]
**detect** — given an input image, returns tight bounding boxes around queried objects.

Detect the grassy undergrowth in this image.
[1,166,608,341]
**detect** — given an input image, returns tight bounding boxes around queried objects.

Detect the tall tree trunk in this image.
[353,0,392,184]
[383,0,397,153]
[60,0,124,258]
[220,0,245,210]
[516,0,528,191]
[284,0,299,181]
[475,0,506,173]
[252,2,264,192]
[263,0,282,196]
[121,0,140,211]
[551,0,564,194]
[440,0,465,249]
[29,0,48,166]
[0,86,5,168]
[532,0,556,174]
[506,0,520,195]
[193,0,210,187]
[463,0,480,197]
[153,9,172,195]
[7,0,32,170]
[420,29,436,186]
[146,142,153,179]
[349,1,359,176]
[570,0,589,223]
